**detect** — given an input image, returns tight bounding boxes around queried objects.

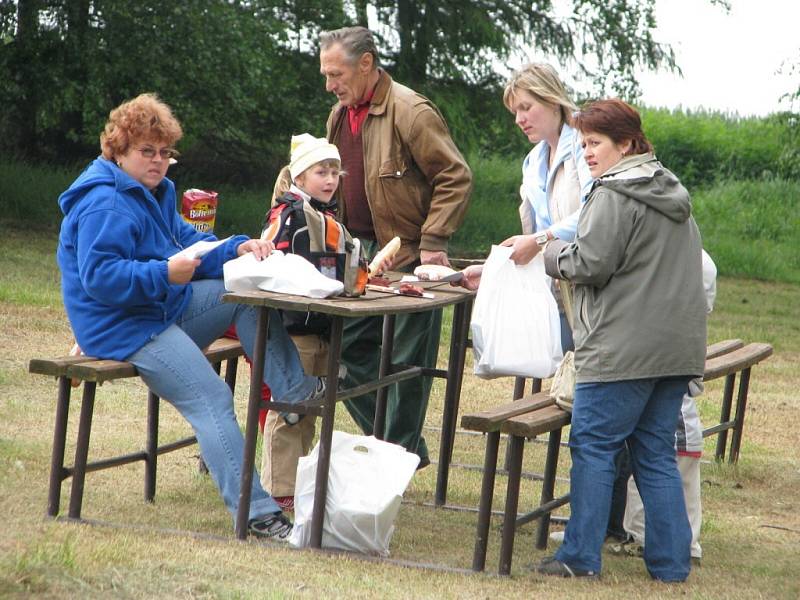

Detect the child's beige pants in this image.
[260,334,327,497]
[623,455,703,559]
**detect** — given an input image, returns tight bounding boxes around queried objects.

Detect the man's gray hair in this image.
[319,26,379,68]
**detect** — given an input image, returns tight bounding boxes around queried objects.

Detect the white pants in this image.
[624,455,702,558]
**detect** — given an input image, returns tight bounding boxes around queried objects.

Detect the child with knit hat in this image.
[257,133,352,510]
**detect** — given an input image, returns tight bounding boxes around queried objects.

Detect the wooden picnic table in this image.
[223,274,475,544]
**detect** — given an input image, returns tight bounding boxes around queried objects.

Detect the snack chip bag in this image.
[181,189,218,233]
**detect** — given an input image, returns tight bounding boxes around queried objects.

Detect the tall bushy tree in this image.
[367,0,677,97]
[0,0,340,182]
[1,0,726,181]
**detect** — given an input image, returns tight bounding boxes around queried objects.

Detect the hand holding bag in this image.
[470,245,563,379]
[289,431,420,556]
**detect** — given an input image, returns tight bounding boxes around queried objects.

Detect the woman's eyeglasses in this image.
[137,146,179,160]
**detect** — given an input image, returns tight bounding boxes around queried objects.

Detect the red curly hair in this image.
[100,93,183,160]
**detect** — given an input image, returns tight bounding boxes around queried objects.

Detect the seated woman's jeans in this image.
[555,376,693,581]
[127,279,317,522]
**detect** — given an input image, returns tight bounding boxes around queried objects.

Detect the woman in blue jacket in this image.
[57,93,323,541]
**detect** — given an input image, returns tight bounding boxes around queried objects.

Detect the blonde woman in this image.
[461,63,592,352]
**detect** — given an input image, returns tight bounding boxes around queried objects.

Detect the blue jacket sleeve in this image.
[166,207,248,279]
[193,234,249,279]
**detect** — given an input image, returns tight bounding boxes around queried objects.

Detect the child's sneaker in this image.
[549,530,565,543]
[274,496,294,511]
[281,376,326,425]
[248,512,293,542]
[605,535,644,558]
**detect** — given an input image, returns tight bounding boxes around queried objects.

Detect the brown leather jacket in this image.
[326,70,472,269]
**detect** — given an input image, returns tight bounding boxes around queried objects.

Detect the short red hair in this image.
[100,93,183,160]
[574,98,652,155]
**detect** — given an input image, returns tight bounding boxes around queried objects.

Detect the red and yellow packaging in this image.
[181,189,218,233]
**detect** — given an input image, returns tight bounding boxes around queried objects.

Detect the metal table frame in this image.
[224,280,474,544]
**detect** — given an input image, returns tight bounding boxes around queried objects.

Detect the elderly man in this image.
[320,26,472,467]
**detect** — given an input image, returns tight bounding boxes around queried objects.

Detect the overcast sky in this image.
[637,0,798,116]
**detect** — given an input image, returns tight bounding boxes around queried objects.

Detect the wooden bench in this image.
[462,338,773,574]
[702,340,773,462]
[29,337,245,521]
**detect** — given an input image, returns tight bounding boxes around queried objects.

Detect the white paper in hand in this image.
[169,236,231,261]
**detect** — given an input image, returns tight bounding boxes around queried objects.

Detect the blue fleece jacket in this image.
[57,158,248,360]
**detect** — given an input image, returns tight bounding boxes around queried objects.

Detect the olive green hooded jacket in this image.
[543,153,707,383]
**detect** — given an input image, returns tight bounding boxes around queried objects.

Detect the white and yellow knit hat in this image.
[289,133,340,180]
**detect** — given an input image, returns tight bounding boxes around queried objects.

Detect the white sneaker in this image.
[281,377,326,425]
[549,530,565,543]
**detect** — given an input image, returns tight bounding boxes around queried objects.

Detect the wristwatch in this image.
[534,230,551,247]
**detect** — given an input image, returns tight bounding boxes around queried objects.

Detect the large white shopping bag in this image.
[289,431,419,556]
[470,245,563,379]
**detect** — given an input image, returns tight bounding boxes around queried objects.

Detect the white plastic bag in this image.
[223,251,343,298]
[289,431,420,556]
[470,245,563,379]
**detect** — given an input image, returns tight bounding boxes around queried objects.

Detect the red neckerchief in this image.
[347,86,375,135]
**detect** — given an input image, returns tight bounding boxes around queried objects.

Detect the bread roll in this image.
[368,236,401,277]
[413,264,457,281]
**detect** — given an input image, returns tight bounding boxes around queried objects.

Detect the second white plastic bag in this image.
[289,431,420,556]
[223,251,343,298]
[470,245,563,379]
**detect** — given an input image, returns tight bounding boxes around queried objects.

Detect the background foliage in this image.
[641,108,800,187]
[1,0,797,286]
[1,0,681,185]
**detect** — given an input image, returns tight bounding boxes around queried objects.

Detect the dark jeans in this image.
[608,444,633,541]
[555,377,692,580]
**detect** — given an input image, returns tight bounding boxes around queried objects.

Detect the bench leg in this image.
[68,381,96,519]
[715,373,736,461]
[501,378,527,472]
[729,367,752,464]
[48,376,72,517]
[224,357,239,393]
[472,430,500,572]
[502,379,541,474]
[499,434,525,576]
[535,428,563,549]
[145,391,159,502]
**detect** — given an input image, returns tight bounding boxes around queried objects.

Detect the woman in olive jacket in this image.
[538,99,707,582]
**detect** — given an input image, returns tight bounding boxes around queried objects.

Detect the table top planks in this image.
[223,274,474,317]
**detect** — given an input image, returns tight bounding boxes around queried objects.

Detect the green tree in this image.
[366,0,676,96]
[0,0,731,180]
[0,0,341,182]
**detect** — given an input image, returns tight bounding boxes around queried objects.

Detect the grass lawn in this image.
[1,225,799,599]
